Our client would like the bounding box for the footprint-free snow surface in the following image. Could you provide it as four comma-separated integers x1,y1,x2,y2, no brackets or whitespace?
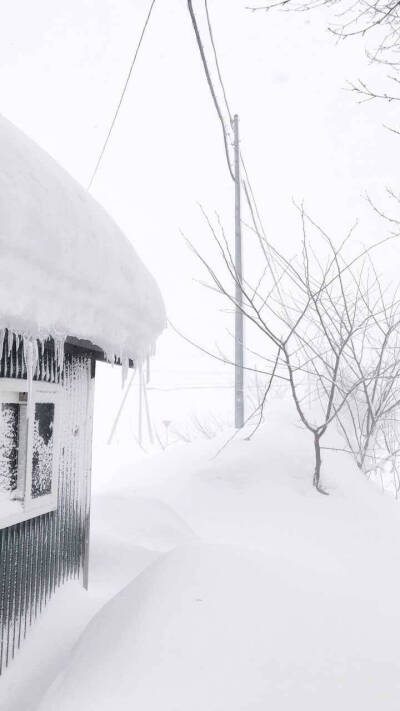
33,400,400,711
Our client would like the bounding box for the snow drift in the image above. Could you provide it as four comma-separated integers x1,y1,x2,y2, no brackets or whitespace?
0,114,166,361
36,395,400,711
38,542,400,711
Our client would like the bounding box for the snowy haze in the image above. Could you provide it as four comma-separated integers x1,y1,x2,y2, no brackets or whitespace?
1,0,399,432
2,3,400,709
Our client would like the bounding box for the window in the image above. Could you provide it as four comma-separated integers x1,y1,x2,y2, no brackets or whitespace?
0,380,60,529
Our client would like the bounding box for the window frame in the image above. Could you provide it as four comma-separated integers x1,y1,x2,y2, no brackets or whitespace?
0,379,61,530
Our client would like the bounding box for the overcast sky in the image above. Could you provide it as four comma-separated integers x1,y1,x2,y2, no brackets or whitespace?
1,0,399,431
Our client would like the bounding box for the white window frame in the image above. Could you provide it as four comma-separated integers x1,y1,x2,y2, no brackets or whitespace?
0,379,61,530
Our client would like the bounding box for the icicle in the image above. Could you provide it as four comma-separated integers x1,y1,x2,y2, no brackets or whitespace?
37,340,42,380
146,355,150,384
23,338,37,407
59,338,64,374
56,337,65,375
11,341,15,377
0,329,5,364
121,354,129,388
46,347,51,382
4,331,11,377
52,336,65,380
15,334,19,377
42,339,47,379
7,331,13,359
43,348,48,382
34,339,39,379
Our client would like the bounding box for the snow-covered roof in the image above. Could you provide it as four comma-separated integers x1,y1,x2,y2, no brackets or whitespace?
0,114,166,363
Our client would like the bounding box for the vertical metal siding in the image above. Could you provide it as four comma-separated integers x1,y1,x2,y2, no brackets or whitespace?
0,335,94,674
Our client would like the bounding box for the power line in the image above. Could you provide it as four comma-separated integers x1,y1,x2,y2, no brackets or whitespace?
201,1,267,241
240,152,266,237
88,0,157,191
188,1,271,427
192,0,245,426
187,0,235,181
204,0,233,124
200,0,266,238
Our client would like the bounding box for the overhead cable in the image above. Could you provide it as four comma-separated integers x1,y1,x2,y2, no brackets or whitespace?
88,0,157,190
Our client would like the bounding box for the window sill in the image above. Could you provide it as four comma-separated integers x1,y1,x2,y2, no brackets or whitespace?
0,495,57,530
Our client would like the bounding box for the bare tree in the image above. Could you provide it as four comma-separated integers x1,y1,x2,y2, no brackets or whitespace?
247,0,400,107
314,197,400,494
185,204,396,493
247,0,400,49
333,279,400,462
266,215,385,493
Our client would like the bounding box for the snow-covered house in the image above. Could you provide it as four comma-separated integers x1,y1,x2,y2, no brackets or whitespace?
0,115,165,674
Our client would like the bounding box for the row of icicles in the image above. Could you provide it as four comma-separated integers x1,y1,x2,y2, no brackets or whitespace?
0,330,135,392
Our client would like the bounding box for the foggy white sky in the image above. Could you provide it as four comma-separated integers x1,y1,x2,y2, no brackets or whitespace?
1,0,399,428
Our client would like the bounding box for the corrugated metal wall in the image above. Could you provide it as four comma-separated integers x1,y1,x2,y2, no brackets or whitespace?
0,335,94,674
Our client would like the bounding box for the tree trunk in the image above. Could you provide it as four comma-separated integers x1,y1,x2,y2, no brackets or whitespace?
313,432,322,488
313,432,328,494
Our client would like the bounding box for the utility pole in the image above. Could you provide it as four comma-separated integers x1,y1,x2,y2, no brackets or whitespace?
233,114,244,428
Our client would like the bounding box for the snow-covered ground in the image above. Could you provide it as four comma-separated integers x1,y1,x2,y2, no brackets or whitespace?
2,392,400,710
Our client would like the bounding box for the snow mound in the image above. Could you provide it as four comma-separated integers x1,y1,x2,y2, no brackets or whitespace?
0,114,166,360
92,494,196,552
38,542,400,711
24,398,400,711
88,492,196,599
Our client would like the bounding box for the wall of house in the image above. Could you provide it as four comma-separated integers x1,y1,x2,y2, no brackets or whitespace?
0,337,94,674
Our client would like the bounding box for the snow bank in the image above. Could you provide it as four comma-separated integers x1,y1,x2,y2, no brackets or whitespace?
92,494,195,553
0,389,393,711
0,114,166,361
90,494,196,599
35,395,400,711
0,494,194,711
38,541,400,711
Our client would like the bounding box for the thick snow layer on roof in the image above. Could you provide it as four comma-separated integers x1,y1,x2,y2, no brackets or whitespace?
0,114,166,361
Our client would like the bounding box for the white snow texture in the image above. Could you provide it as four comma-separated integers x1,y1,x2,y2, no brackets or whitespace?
0,114,166,361
31,396,400,711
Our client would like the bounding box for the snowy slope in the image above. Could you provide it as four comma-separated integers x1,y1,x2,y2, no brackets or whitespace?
38,544,400,711
32,397,400,711
0,114,165,360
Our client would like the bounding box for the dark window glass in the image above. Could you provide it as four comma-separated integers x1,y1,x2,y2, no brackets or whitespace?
0,404,19,494
31,403,54,499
